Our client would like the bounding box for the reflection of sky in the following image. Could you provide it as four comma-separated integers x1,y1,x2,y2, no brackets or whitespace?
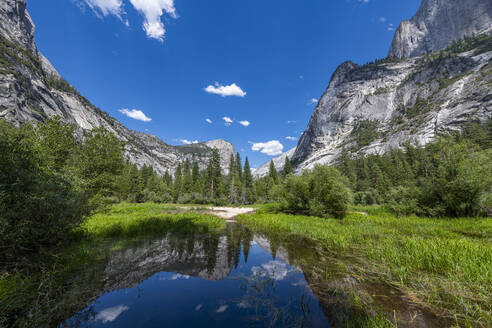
94,305,129,323
251,260,293,280
65,238,329,327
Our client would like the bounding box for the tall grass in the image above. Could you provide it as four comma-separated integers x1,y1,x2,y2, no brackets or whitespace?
239,209,492,326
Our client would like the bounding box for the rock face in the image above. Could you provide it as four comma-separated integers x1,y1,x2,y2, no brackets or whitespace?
0,0,234,175
287,1,492,173
389,0,492,58
253,147,296,178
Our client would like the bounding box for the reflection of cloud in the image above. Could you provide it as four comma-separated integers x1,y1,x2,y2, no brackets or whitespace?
171,273,190,280
237,300,250,309
251,260,292,280
291,279,307,286
195,304,203,311
216,305,228,313
94,305,129,323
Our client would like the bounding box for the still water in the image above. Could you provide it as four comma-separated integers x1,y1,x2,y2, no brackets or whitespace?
63,224,331,327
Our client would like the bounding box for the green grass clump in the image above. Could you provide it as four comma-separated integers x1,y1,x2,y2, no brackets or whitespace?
79,202,225,238
239,210,492,326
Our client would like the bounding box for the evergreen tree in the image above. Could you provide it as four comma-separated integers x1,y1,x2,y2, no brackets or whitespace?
235,152,243,181
182,159,192,193
242,157,255,204
268,160,278,183
227,154,238,203
173,164,182,202
283,156,293,176
206,148,222,199
191,162,200,192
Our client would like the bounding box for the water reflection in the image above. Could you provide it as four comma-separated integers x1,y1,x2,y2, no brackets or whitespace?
63,223,446,328
63,224,329,328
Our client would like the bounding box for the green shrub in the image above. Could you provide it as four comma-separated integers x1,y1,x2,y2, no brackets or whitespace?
0,121,88,260
275,165,352,218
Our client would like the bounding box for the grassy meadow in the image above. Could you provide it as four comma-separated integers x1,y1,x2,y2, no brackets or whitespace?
240,205,492,326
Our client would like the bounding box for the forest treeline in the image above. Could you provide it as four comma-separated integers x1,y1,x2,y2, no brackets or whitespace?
0,117,491,260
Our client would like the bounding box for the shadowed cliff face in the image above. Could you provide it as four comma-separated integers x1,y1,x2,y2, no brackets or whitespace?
0,0,235,175
389,0,492,59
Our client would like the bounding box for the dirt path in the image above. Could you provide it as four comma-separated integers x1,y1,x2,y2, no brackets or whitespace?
204,207,255,221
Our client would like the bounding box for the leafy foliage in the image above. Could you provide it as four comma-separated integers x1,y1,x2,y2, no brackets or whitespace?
274,166,352,218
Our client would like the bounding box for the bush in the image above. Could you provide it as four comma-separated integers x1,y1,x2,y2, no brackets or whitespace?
275,165,352,218
0,122,88,260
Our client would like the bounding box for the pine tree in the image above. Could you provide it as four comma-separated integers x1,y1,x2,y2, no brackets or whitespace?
207,148,222,199
191,162,200,192
227,154,237,203
235,152,243,181
183,159,192,193
283,156,293,176
173,164,182,202
242,157,255,204
268,160,278,183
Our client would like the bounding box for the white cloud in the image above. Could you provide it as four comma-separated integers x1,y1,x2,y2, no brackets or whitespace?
287,120,296,124
129,0,177,41
83,0,124,18
180,139,199,145
239,120,250,127
78,0,177,41
223,117,233,126
379,17,387,23
216,305,228,313
94,305,129,323
118,108,152,122
286,136,297,141
251,140,284,156
205,118,212,124
311,98,318,104
204,82,246,97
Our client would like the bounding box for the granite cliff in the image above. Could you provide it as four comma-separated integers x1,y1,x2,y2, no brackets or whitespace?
287,0,492,173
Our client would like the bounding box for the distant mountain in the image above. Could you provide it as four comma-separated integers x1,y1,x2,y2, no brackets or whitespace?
0,0,234,175
279,0,492,173
253,147,296,178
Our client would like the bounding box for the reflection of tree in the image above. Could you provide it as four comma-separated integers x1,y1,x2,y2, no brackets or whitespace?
234,273,311,328
241,228,253,264
202,233,219,274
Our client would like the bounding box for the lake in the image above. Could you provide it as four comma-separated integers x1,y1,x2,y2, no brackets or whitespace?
62,224,331,327
62,223,445,328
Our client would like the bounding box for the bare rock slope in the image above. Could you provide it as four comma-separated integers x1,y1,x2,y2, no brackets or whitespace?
287,0,492,173
389,0,492,59
0,0,234,175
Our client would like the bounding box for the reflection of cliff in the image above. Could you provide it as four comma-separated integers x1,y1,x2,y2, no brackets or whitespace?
104,225,255,291
104,233,229,290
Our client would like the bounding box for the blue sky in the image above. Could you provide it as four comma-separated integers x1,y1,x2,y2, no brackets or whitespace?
27,0,420,168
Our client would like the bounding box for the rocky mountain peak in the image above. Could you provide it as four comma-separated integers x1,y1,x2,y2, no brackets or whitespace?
389,0,492,58
0,0,35,51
